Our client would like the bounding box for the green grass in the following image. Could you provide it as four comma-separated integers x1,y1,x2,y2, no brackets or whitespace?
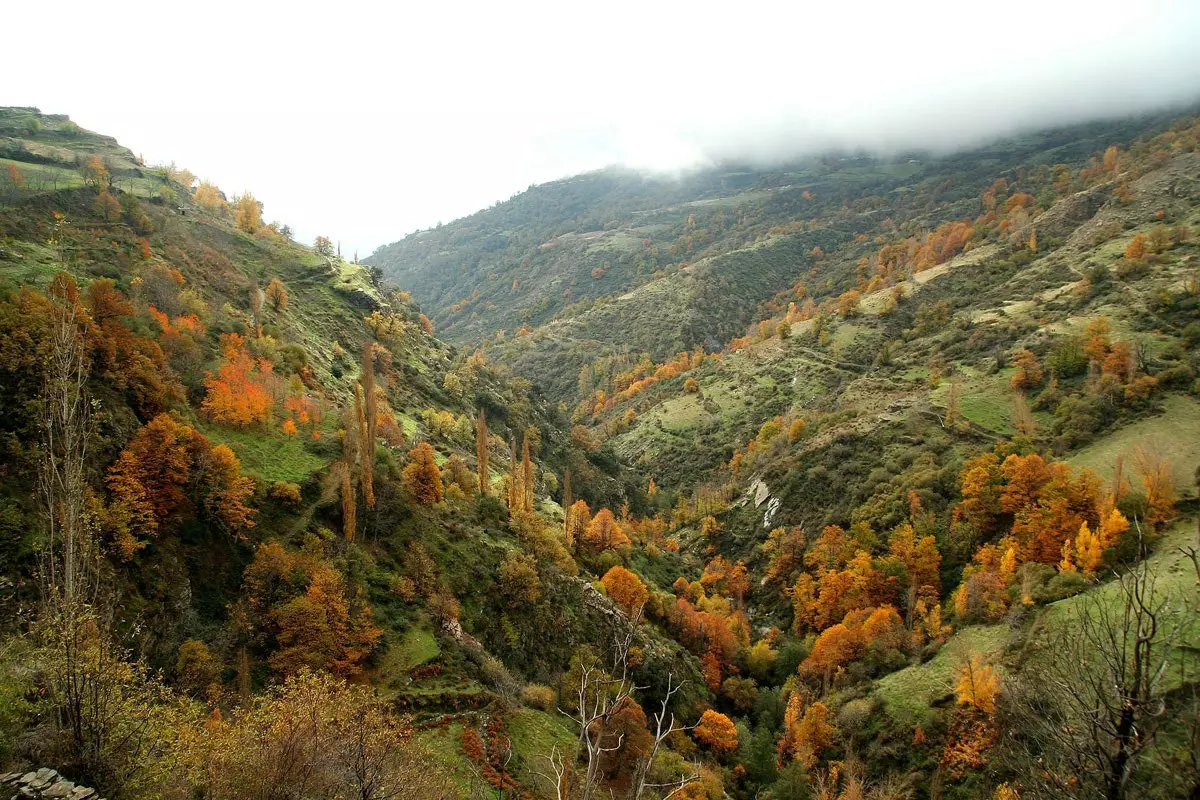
1068,394,1200,498
416,724,490,797
930,367,1017,435
874,625,1009,724
507,707,576,788
392,624,441,671
199,423,329,484
1037,518,1200,693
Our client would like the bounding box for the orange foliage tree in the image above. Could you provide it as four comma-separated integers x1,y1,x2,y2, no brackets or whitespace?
202,333,275,427
600,566,648,614
265,278,288,311
402,442,443,504
692,710,738,755
106,413,255,558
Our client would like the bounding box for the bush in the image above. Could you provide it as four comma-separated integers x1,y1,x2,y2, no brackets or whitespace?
268,481,303,508
521,683,556,710
1037,570,1089,603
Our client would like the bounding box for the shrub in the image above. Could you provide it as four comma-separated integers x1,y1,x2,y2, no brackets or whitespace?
521,684,556,710
268,481,303,508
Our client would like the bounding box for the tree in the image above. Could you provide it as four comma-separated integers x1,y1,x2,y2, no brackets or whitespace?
693,710,738,755
954,654,1000,714
359,342,377,508
793,702,834,768
1000,562,1185,799
37,277,97,612
402,442,443,504
234,193,262,233
6,162,26,192
314,236,335,257
583,507,629,553
684,377,700,394
565,500,591,552
264,279,288,311
1011,349,1044,391
193,181,226,212
600,566,648,615
341,463,356,542
201,334,274,427
788,418,807,442
106,413,255,557
1124,233,1147,261
81,155,109,189
522,431,534,512
498,553,541,607
94,190,121,222
475,409,490,496
1074,521,1104,575
175,639,222,700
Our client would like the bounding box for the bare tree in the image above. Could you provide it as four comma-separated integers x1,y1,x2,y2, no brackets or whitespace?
37,278,98,615
1000,540,1190,800
536,607,698,800
630,672,699,800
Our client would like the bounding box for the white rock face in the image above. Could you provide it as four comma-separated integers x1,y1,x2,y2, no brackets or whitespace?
763,497,782,529
751,479,770,507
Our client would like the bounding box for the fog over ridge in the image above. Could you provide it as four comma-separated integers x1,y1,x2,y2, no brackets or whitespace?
4,0,1200,254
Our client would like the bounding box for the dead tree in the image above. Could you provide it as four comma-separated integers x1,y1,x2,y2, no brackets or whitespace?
1001,540,1187,800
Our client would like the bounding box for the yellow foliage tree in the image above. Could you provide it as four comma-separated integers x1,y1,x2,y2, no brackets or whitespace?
954,654,1000,714
234,193,262,233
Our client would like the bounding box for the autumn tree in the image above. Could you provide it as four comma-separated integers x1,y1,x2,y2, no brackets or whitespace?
81,155,109,189
264,278,288,311
193,181,227,212
693,710,738,756
1011,349,1044,391
475,408,490,495
583,507,630,553
522,430,534,512
106,413,255,557
565,499,591,552
234,193,262,233
1124,233,1147,261
403,442,443,505
601,565,648,615
202,333,274,427
955,654,1000,714
359,342,377,508
314,236,335,257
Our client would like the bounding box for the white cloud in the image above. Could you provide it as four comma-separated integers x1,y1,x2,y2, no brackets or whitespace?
5,0,1200,256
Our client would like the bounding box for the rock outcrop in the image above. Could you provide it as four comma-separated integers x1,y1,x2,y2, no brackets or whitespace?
1,769,102,800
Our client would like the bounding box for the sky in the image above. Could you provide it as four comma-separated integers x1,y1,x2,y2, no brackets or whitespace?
6,0,1200,257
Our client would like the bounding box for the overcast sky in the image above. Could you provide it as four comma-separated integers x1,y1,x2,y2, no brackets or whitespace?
6,0,1200,257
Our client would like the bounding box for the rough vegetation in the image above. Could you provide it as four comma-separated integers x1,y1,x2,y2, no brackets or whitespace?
1,104,1198,800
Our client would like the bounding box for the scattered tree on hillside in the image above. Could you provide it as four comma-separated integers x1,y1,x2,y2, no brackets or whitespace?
234,193,263,233
81,155,109,189
600,566,648,615
403,442,443,505
359,341,377,508
475,409,490,495
265,278,288,312
314,236,335,257
1010,349,1044,390
202,333,274,427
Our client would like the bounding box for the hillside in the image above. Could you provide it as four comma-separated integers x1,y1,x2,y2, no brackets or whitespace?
368,110,1192,400
1,104,1199,800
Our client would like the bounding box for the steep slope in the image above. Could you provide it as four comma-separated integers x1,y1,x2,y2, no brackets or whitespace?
0,109,706,799
370,110,1192,400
